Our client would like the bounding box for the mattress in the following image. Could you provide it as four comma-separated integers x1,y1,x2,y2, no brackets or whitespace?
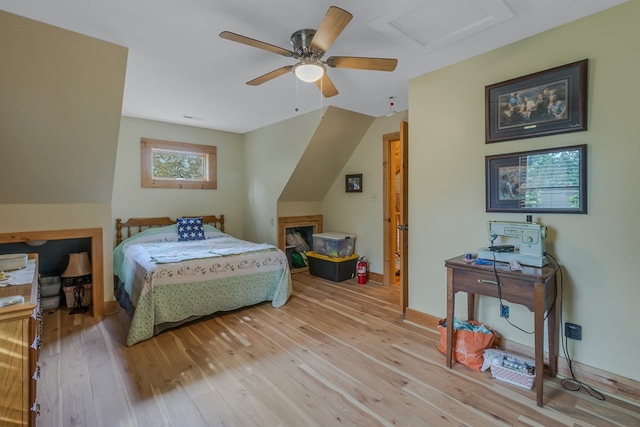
113,225,291,345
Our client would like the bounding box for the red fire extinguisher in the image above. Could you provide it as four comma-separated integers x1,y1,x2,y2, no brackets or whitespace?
357,257,367,285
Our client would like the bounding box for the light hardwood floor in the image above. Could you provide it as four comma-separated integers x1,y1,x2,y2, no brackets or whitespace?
37,273,639,426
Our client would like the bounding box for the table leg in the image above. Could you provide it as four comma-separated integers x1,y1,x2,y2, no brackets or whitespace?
534,282,544,407
467,293,476,321
446,268,454,369
547,281,558,378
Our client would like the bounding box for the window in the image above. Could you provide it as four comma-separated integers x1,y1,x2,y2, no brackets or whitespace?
141,138,217,189
518,149,582,209
486,144,586,213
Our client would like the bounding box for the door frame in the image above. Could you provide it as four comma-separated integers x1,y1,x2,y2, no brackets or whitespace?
382,121,408,312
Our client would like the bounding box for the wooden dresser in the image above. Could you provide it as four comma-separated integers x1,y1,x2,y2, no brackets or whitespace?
0,254,40,426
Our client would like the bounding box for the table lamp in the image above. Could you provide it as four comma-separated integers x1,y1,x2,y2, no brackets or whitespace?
61,252,91,314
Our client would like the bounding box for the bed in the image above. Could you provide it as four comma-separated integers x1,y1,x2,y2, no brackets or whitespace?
113,215,292,346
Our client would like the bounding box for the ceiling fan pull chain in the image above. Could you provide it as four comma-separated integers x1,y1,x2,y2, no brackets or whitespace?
320,77,323,119
295,73,299,112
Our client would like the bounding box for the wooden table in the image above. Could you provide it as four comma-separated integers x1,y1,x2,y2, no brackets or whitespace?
445,255,558,407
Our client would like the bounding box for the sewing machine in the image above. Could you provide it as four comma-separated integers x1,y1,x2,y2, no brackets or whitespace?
477,221,549,267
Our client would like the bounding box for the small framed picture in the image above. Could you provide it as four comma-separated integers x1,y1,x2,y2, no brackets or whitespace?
345,174,363,193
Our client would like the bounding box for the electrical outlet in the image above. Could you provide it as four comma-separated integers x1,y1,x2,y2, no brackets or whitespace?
500,304,509,318
565,322,582,340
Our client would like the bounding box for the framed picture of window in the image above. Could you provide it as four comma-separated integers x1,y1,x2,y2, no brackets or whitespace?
486,144,587,213
345,174,363,193
485,59,588,143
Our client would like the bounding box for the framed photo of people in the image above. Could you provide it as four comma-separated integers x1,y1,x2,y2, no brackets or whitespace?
485,59,588,143
485,144,587,214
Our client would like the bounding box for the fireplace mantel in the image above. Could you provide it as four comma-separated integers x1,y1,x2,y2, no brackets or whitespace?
0,228,104,318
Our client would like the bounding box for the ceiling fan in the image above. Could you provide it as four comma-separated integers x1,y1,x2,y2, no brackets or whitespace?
219,6,398,98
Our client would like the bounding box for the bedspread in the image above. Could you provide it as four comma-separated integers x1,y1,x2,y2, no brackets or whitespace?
114,232,291,345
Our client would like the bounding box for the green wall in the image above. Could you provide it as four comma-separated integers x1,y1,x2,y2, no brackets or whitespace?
0,11,127,299
112,117,245,239
243,109,322,244
322,112,409,273
408,1,639,380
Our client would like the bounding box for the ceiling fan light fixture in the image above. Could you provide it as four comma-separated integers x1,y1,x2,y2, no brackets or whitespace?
294,60,325,82
221,7,396,97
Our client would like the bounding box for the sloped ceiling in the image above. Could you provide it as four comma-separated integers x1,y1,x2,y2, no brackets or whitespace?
279,107,374,202
0,1,628,133
0,11,127,204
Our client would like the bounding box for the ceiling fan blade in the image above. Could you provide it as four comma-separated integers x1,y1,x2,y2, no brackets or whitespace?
326,56,398,72
246,66,293,86
220,31,298,58
315,73,339,98
310,6,353,53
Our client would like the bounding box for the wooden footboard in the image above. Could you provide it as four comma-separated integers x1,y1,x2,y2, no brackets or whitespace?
115,215,225,245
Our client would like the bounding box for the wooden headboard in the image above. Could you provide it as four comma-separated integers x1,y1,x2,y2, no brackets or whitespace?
115,215,225,246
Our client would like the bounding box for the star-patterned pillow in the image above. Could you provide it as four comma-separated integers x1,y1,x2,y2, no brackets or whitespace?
176,217,205,241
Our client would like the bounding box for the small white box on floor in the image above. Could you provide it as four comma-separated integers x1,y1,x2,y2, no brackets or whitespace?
486,349,535,389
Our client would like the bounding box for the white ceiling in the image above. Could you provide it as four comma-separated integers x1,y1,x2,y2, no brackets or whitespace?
0,0,627,134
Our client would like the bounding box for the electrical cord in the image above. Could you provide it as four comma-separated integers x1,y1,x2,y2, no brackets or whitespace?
490,251,535,334
485,234,604,401
546,253,605,401
487,230,556,331
490,251,604,400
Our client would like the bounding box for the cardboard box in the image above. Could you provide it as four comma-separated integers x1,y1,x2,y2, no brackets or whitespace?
307,251,358,282
312,232,356,258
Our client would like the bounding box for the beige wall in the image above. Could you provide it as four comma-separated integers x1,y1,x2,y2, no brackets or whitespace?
322,112,408,273
408,1,639,380
0,11,127,302
277,202,324,218
0,11,127,205
243,109,323,245
244,108,407,273
112,117,245,239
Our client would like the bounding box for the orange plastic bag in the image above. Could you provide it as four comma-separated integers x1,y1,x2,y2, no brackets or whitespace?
437,318,497,372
